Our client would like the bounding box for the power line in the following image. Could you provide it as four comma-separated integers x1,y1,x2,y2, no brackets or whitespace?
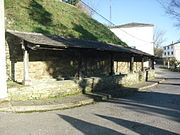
109,0,112,24
79,0,153,44
79,0,115,26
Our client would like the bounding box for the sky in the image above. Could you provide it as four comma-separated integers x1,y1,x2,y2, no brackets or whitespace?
83,0,180,46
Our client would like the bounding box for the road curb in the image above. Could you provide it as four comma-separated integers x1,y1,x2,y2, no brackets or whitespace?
139,79,165,91
0,95,110,113
0,98,95,113
0,79,165,113
138,83,158,91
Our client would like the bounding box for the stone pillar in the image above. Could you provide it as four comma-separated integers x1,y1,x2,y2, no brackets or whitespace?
130,56,134,72
0,0,7,98
22,41,31,85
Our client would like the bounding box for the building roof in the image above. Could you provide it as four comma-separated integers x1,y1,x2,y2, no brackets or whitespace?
110,22,154,29
164,41,180,47
6,30,154,57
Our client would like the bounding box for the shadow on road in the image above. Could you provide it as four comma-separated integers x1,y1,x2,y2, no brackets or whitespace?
104,91,180,122
58,114,178,135
58,114,125,135
95,114,178,135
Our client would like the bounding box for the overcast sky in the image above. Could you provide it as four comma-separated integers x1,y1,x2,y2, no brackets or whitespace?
83,0,180,46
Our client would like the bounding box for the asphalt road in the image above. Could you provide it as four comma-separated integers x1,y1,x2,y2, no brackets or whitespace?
0,67,180,135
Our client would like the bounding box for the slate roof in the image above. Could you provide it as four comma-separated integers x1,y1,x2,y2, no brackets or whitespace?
6,30,154,57
110,22,154,29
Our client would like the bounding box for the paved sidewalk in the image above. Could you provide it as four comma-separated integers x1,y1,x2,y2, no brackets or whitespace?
0,78,164,113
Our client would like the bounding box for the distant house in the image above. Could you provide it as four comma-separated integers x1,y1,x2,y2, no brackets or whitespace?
110,22,154,55
162,42,180,61
110,22,154,68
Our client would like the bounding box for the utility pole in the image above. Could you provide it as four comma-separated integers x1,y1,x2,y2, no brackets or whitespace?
109,0,112,26
0,0,8,99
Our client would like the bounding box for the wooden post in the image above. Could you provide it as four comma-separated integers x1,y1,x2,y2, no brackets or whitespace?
130,56,134,72
0,0,7,98
116,61,118,74
110,53,114,75
22,41,31,85
167,60,170,69
163,59,166,66
11,60,16,81
141,57,144,71
78,51,83,80
149,59,152,70
152,58,155,70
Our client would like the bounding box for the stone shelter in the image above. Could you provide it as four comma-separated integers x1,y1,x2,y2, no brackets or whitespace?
6,30,155,100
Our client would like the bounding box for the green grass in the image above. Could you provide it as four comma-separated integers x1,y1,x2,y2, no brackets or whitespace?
5,0,127,46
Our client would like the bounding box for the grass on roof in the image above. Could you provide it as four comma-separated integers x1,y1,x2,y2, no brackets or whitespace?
5,0,127,46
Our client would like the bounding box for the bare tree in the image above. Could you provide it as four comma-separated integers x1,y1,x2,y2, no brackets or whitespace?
153,28,166,57
153,28,166,48
158,0,180,27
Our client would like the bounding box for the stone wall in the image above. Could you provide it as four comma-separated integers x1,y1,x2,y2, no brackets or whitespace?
114,61,142,74
8,70,155,101
11,50,112,82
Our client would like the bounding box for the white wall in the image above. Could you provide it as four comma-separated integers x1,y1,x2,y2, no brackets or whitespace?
163,45,174,58
163,43,180,61
174,43,180,61
0,0,8,98
110,26,154,55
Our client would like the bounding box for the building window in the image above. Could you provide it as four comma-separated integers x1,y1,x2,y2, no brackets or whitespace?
171,46,173,49
164,52,166,55
171,51,173,55
164,47,166,50
168,52,170,55
167,46,169,49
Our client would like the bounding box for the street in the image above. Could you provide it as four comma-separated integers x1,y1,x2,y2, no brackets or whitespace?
0,68,180,135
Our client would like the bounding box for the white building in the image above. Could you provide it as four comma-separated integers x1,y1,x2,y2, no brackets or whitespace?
110,22,154,55
163,42,180,61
